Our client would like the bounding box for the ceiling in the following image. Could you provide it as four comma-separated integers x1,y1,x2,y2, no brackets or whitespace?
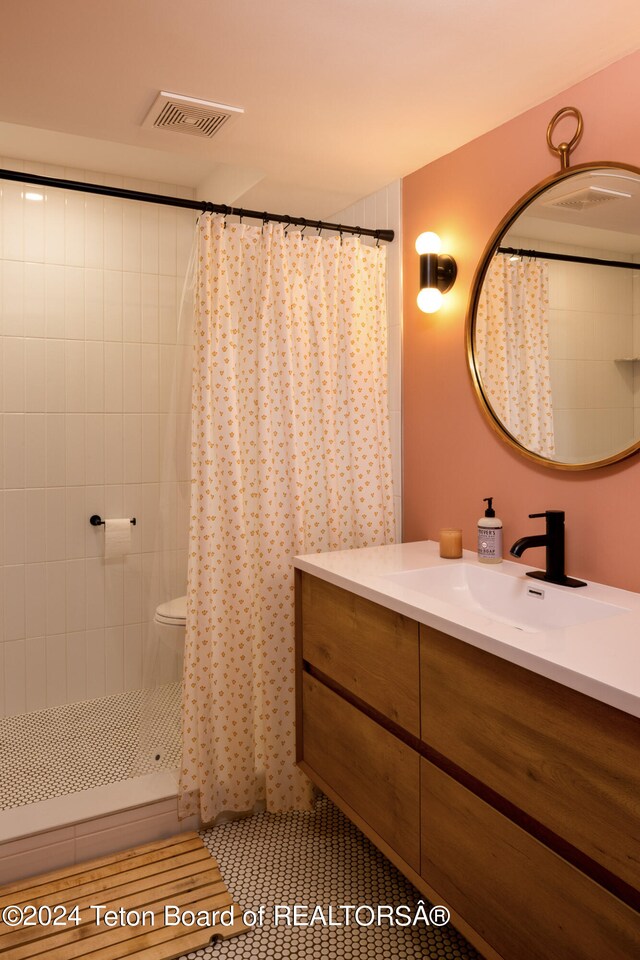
2,0,640,219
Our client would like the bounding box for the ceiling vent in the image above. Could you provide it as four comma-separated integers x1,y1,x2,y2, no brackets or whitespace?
543,185,631,212
142,91,244,139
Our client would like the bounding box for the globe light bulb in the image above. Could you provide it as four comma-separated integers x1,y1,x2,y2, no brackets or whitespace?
417,287,443,313
415,232,442,255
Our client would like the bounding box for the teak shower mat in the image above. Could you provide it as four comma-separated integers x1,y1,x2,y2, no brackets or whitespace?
0,831,249,959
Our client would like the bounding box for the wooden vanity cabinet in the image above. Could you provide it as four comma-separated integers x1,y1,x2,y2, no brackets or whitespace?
296,571,640,960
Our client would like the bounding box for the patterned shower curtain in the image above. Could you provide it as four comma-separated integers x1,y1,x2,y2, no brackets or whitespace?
180,215,396,823
475,253,555,457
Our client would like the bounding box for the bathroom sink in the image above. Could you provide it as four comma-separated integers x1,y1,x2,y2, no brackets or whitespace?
381,563,629,632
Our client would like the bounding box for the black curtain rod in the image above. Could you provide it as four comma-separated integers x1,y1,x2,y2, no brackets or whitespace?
499,245,640,271
0,168,394,243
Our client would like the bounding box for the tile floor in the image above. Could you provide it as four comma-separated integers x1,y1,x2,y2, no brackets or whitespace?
0,683,181,809
186,796,483,960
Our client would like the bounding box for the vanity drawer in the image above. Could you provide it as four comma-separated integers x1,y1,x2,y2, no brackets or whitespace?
301,672,420,871
421,760,640,960
420,626,640,892
300,573,420,736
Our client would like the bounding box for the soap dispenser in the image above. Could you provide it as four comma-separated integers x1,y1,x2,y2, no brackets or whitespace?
478,497,502,564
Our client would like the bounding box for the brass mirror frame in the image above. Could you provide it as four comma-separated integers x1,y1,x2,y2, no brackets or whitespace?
466,160,640,471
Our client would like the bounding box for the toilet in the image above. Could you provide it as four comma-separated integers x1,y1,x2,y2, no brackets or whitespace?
153,595,187,680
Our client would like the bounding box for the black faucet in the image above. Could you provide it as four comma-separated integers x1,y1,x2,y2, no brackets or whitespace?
510,511,586,588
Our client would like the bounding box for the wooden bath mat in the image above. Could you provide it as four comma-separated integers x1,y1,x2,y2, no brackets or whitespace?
0,831,249,959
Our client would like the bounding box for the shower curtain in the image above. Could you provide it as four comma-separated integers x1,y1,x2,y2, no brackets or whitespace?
475,253,555,457
180,215,396,823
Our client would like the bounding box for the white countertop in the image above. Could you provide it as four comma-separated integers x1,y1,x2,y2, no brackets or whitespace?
294,540,640,719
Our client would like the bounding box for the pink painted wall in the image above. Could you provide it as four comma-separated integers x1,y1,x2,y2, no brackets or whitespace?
403,50,640,591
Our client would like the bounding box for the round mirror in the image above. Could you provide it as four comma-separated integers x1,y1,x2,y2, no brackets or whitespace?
467,162,640,470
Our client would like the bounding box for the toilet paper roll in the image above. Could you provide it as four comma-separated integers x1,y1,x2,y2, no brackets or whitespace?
104,519,132,558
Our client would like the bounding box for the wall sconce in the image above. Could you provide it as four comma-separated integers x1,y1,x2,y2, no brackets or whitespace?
415,232,457,313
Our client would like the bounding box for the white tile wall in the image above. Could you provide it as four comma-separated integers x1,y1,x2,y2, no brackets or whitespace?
330,181,403,537
0,160,195,715
0,780,199,884
512,234,636,463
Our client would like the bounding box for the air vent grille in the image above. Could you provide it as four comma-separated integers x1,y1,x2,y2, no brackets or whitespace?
143,92,244,140
544,185,630,212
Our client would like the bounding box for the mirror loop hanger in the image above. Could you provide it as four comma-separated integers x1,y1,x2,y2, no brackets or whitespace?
546,106,584,171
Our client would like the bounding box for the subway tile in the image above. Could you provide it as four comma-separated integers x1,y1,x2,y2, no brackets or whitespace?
176,211,196,277
2,181,24,261
123,553,142,624
0,839,76,885
84,195,104,269
45,413,66,486
64,192,85,266
123,622,142,689
25,337,46,412
66,631,87,703
123,415,142,483
23,261,45,337
65,486,86,559
104,201,123,271
104,341,123,412
66,559,86,633
141,414,159,483
141,344,159,412
74,811,181,863
158,208,177,276
25,489,46,562
123,342,142,410
25,635,47,712
74,797,177,837
85,486,106,558
45,488,66,561
141,273,159,342
123,272,141,342
65,414,85,487
4,567,25,644
64,265,85,340
141,206,159,273
85,413,105,485
104,414,124,484
2,259,24,335
105,625,124,694
104,483,124,519
46,632,67,707
4,490,25,564
3,337,25,412
85,627,106,699
44,263,65,337
104,270,123,341
138,483,160,553
85,340,105,413
159,275,178,344
85,267,104,341
25,563,46,638
122,203,141,272
85,557,106,630
3,413,25,488
65,340,85,411
45,339,66,412
46,561,67,636
4,638,26,715
105,556,124,627
44,189,66,264
0,824,75,860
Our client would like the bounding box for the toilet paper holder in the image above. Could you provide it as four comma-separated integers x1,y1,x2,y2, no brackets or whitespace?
90,515,137,526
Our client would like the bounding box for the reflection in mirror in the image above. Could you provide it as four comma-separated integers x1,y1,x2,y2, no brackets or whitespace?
472,166,640,468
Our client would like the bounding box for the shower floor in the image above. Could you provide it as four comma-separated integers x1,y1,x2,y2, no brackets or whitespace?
0,683,181,811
